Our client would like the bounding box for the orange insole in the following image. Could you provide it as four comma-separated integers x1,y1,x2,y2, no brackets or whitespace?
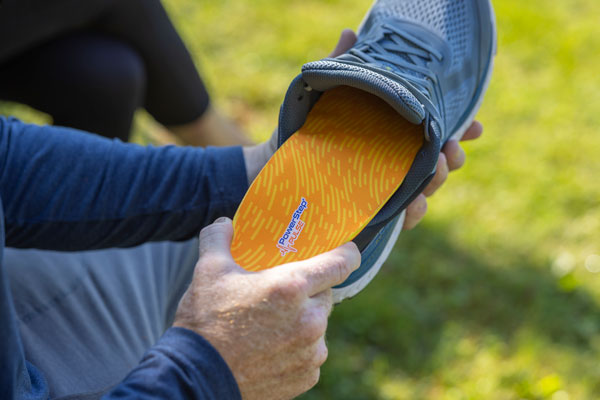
231,85,423,271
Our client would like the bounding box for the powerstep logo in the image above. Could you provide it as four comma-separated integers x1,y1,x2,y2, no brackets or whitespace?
277,198,308,256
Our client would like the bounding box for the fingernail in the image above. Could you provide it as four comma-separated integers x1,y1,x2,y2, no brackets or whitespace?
214,217,230,224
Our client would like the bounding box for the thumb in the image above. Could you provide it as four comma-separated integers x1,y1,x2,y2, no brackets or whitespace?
198,217,235,260
328,29,357,58
278,242,361,297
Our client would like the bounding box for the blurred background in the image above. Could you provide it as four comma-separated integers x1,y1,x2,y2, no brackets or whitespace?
2,0,599,398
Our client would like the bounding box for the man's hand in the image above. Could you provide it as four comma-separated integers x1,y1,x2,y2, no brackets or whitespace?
402,120,484,229
174,218,361,400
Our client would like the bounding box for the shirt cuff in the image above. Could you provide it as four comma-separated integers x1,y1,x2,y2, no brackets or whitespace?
144,327,241,399
203,146,249,220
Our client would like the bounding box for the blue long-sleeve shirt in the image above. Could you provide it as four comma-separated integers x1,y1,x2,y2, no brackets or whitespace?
0,117,246,399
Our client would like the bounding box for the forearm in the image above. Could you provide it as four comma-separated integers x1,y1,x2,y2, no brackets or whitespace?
0,117,248,250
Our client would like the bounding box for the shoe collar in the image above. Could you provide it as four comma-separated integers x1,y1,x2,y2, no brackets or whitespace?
278,59,443,148
277,72,442,239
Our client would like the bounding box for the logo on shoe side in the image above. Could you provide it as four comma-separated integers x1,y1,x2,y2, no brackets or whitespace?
277,198,308,256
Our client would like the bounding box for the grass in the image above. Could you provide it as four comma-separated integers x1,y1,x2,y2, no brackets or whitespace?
2,0,600,398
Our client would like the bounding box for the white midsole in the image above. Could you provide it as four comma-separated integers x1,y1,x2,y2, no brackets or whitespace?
332,211,406,303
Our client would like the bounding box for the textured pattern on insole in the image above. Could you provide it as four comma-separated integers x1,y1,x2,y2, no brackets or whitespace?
232,85,423,271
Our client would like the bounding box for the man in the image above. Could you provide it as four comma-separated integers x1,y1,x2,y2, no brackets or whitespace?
1,26,483,400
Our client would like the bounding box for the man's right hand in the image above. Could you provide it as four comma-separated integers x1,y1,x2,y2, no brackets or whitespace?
174,217,361,400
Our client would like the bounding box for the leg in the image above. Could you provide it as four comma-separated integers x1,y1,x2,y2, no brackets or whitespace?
0,0,249,145
5,239,198,399
0,33,146,141
93,0,252,146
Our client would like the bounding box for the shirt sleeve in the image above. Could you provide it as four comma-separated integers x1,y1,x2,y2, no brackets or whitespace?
0,117,249,250
103,327,242,400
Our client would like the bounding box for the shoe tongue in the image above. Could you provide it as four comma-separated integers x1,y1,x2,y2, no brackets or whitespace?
301,59,426,124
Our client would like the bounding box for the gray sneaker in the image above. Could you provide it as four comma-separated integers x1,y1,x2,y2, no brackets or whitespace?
277,0,497,302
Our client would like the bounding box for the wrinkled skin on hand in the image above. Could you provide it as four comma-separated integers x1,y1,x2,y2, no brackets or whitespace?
174,218,361,400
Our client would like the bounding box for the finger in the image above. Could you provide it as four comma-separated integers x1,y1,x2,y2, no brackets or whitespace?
309,289,333,318
423,153,449,197
295,291,332,346
274,359,323,400
315,335,328,367
442,140,466,171
198,217,235,260
403,194,428,230
281,242,361,296
461,120,483,141
328,29,357,58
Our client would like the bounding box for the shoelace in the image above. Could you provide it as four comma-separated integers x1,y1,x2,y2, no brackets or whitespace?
349,24,443,100
348,23,444,139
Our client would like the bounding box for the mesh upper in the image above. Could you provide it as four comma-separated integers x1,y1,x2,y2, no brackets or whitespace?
357,0,481,132
365,0,474,73
443,77,473,125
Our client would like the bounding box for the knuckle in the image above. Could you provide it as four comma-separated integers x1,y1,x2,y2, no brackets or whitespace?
195,257,214,273
289,273,310,294
451,151,466,170
434,167,447,185
198,225,223,255
438,150,448,164
405,197,427,229
437,170,448,186
300,311,328,343
412,194,427,211
266,284,291,302
199,223,220,238
320,289,334,315
267,278,305,303
314,340,329,367
328,255,351,284
197,254,228,270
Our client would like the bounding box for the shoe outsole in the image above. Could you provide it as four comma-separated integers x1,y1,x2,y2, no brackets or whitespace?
332,0,497,303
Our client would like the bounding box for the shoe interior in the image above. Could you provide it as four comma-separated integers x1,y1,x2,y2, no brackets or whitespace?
232,85,423,271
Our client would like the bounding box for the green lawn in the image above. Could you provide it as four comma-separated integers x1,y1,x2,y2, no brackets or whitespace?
3,0,600,398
